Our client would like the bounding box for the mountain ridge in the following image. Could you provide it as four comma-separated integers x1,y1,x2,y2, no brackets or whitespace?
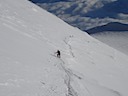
86,22,128,34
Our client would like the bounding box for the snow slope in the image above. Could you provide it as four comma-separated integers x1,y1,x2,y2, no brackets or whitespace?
0,0,128,96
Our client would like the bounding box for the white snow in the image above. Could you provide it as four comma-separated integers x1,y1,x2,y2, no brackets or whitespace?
0,0,128,96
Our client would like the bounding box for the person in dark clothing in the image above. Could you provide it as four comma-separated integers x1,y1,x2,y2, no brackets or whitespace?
55,50,61,58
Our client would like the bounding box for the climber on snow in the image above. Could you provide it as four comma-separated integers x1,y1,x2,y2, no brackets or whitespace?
55,50,61,58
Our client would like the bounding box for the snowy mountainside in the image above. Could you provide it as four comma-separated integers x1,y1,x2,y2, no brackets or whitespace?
1,0,128,96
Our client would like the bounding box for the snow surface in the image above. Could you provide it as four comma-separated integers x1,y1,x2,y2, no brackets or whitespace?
0,0,128,96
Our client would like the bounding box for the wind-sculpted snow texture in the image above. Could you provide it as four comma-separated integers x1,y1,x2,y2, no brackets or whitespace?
0,0,128,96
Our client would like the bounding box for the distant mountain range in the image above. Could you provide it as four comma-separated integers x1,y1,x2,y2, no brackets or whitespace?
86,22,128,34
30,0,128,31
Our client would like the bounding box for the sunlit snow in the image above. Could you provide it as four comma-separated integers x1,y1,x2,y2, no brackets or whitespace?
0,0,128,96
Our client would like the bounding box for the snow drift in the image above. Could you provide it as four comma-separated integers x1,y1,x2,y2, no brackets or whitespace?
0,0,128,96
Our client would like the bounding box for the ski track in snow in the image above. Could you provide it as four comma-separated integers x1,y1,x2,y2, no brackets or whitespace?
51,54,79,96
63,36,75,58
50,34,83,96
59,35,122,96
